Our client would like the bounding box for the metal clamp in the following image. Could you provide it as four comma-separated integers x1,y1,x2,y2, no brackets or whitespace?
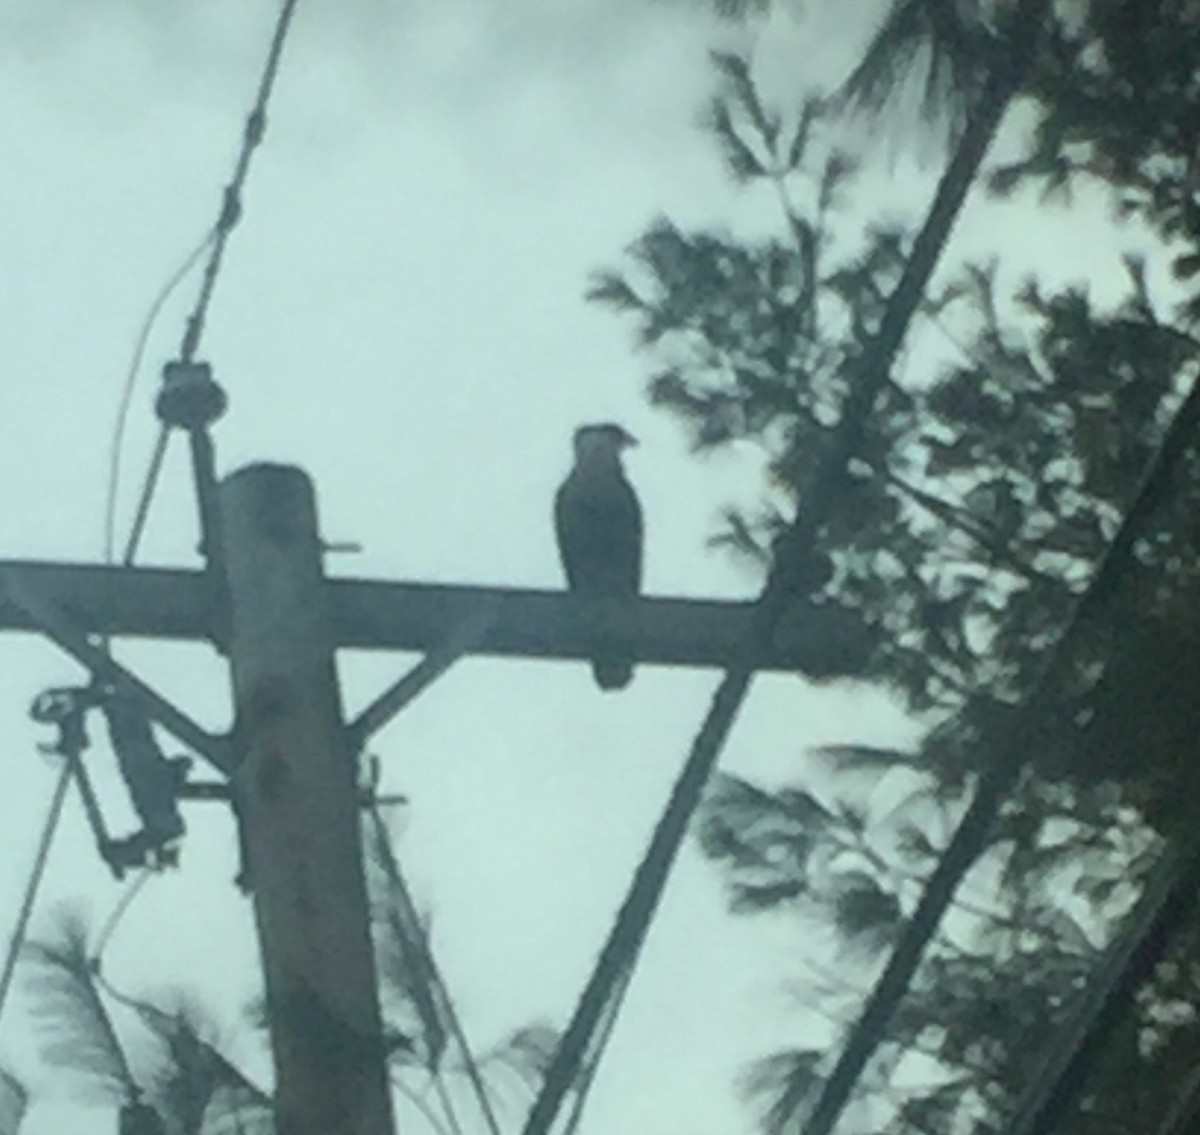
30,685,187,878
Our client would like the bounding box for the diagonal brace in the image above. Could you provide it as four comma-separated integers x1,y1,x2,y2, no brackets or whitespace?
347,602,498,752
1,570,233,774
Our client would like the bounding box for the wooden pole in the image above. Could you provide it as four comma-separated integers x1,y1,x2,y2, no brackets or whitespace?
220,463,395,1135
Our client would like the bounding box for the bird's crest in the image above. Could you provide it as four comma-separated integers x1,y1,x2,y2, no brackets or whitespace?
573,423,637,459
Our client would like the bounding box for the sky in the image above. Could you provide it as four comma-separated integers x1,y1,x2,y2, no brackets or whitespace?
0,2,1154,1133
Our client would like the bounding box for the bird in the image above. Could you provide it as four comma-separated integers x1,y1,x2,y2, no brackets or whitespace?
554,423,643,690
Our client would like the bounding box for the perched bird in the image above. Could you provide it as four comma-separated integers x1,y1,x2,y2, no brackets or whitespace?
554,423,643,690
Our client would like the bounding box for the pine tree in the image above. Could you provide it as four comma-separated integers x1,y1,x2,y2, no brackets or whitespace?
592,3,1200,1131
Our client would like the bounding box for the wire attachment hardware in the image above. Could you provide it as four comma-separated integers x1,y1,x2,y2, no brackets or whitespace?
155,360,227,431
30,686,90,760
100,688,190,873
29,685,190,878
31,686,119,875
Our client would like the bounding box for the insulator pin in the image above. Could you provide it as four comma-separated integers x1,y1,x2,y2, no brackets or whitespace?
156,360,227,430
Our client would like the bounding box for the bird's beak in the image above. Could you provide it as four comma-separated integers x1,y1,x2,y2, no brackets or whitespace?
621,430,638,448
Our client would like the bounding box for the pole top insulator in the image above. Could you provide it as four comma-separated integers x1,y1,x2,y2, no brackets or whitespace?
156,360,227,431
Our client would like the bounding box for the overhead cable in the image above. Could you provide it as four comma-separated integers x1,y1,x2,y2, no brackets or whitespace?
91,869,153,964
558,964,631,1135
179,0,301,365
1006,836,1200,1135
520,3,1053,1133
367,808,503,1135
0,761,74,1026
104,233,215,567
802,351,1200,1135
121,0,302,567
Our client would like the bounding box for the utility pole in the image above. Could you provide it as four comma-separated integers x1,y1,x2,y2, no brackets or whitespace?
221,463,394,1135
0,473,873,1135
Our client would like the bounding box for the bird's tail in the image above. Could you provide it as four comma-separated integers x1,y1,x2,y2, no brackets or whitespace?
592,658,634,691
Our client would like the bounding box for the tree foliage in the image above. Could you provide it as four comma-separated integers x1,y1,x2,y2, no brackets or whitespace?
17,817,555,1134
593,3,1200,1132
21,908,270,1135
996,0,1200,303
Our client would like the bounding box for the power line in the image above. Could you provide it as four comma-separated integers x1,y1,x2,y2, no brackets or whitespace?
1005,836,1200,1135
519,4,1052,1132
91,965,270,1104
120,0,302,567
119,425,172,568
0,760,73,1026
800,350,1200,1135
38,0,301,1065
367,808,503,1135
91,869,152,964
559,964,631,1135
179,0,301,366
103,234,215,567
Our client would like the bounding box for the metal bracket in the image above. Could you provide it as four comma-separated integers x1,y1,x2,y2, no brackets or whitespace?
32,686,190,877
30,687,118,874
1,569,233,774
346,602,498,752
178,774,408,810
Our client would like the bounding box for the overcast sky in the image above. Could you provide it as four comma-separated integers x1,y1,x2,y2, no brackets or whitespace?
0,2,1151,1133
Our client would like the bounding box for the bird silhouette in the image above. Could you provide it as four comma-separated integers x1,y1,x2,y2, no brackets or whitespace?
554,423,642,690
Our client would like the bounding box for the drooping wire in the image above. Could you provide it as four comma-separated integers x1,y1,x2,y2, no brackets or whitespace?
0,761,74,1025
85,887,271,1120
90,964,273,1117
91,869,153,964
103,233,215,567
118,0,302,567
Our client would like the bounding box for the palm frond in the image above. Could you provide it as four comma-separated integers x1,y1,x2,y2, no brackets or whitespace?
22,911,133,1102
362,814,448,1068
838,0,996,135
198,1084,275,1135
740,1048,825,1135
472,1023,560,1094
111,989,268,1135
